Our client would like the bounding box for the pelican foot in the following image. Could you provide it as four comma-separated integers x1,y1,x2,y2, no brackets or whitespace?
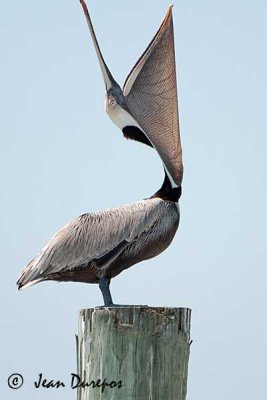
98,277,147,308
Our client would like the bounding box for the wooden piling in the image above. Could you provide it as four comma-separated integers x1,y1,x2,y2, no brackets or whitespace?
77,306,191,400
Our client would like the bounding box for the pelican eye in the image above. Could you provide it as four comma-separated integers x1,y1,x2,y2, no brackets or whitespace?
108,96,116,108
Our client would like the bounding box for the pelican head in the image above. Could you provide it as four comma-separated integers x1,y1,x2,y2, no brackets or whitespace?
80,0,183,188
105,85,124,112
79,0,123,110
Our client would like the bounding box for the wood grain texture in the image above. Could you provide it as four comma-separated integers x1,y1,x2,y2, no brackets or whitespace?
77,306,191,400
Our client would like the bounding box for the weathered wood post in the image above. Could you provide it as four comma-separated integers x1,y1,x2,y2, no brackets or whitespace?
77,306,191,400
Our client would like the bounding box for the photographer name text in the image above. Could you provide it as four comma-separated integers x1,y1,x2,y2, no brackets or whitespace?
8,373,123,392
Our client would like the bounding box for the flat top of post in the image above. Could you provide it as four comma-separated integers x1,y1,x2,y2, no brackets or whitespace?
79,306,191,336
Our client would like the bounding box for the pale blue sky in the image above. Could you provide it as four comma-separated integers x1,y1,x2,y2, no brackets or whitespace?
1,1,267,399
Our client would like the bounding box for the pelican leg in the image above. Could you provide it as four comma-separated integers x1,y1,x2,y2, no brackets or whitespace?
98,278,147,308
99,277,114,306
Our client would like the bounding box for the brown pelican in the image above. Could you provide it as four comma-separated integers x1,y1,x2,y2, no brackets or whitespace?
17,2,183,306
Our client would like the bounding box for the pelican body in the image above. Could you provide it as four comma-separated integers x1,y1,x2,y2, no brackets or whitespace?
17,2,183,306
17,175,181,305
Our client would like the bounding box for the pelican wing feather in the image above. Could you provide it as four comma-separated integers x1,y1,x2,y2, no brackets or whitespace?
17,199,163,287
